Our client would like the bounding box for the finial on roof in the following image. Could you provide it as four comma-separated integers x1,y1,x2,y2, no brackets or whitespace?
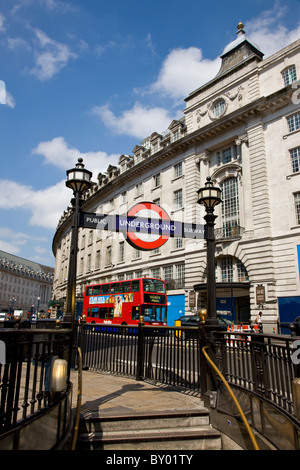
237,21,244,31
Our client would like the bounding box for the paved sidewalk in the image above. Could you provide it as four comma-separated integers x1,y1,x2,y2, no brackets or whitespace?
71,370,204,418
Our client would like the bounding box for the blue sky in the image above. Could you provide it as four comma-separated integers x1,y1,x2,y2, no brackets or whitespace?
0,0,300,267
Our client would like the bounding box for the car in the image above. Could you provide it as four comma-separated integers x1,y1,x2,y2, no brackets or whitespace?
289,316,300,336
0,312,7,322
176,314,233,330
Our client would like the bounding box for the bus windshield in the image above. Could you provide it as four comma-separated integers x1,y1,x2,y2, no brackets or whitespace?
142,279,165,293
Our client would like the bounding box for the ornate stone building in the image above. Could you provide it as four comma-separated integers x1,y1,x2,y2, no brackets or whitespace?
52,24,300,332
0,250,54,315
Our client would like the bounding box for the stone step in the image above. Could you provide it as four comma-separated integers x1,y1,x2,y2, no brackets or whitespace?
80,408,210,433
77,426,221,450
76,408,222,450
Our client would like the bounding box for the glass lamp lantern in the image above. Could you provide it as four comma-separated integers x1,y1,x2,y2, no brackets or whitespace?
197,177,222,210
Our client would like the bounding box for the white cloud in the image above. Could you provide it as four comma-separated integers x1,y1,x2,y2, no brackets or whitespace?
0,138,120,232
149,47,221,100
29,28,77,80
0,227,46,256
246,3,300,57
0,13,6,32
0,179,69,229
32,136,119,175
92,102,174,139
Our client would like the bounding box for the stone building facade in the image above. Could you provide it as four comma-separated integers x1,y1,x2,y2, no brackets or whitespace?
0,250,54,315
52,24,300,332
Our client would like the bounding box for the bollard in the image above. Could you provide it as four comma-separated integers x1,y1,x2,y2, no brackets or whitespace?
292,378,300,419
175,320,181,338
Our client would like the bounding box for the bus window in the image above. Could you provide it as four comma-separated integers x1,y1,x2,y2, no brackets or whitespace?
99,307,108,319
131,280,139,292
89,307,99,318
93,285,101,295
102,284,110,294
86,286,93,296
143,279,165,293
132,306,139,320
110,283,120,293
108,307,114,319
120,281,131,293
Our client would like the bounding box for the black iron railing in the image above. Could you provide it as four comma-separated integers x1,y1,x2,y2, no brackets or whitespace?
77,323,201,391
0,328,72,449
213,330,300,417
76,323,300,421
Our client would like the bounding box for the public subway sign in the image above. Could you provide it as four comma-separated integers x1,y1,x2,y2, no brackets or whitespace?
79,202,205,251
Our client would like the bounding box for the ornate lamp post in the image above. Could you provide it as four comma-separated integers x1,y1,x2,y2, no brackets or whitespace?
197,177,222,327
65,158,92,329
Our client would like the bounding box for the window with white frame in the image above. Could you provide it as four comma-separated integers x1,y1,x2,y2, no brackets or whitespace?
174,189,183,209
216,145,238,166
121,191,127,204
95,250,101,268
174,162,182,178
106,246,112,265
87,254,91,272
154,173,161,187
221,177,240,237
287,111,300,133
282,65,297,87
135,182,143,197
237,260,249,282
213,99,226,118
174,237,183,249
221,257,233,282
294,192,300,224
118,241,125,262
290,147,300,173
163,266,173,283
175,263,185,282
151,267,161,278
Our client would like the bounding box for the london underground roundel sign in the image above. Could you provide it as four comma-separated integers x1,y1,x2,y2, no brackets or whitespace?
125,202,171,251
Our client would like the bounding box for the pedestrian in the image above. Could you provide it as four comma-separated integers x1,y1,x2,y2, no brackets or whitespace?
256,311,263,332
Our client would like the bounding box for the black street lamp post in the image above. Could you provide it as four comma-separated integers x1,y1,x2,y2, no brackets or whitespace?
65,158,92,330
197,177,222,327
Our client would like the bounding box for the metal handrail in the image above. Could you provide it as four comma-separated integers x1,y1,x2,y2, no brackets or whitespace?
71,347,83,450
202,345,260,451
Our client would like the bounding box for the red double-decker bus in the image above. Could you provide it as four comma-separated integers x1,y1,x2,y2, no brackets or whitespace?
83,278,167,326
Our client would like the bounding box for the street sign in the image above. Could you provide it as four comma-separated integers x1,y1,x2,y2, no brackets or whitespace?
79,202,205,251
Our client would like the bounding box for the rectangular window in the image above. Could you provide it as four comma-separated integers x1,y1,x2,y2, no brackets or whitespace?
118,241,125,262
294,192,300,224
136,182,143,196
154,173,161,187
174,237,183,249
151,267,161,278
221,257,233,283
95,250,101,268
174,162,182,178
221,177,239,237
287,112,300,133
282,65,297,87
163,266,173,282
174,189,183,209
106,246,112,265
290,147,300,173
121,191,127,204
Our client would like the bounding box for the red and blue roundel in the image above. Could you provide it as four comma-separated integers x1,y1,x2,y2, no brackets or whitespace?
125,202,171,251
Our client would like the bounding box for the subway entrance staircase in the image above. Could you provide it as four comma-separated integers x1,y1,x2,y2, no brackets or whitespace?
73,371,222,451
76,407,221,450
